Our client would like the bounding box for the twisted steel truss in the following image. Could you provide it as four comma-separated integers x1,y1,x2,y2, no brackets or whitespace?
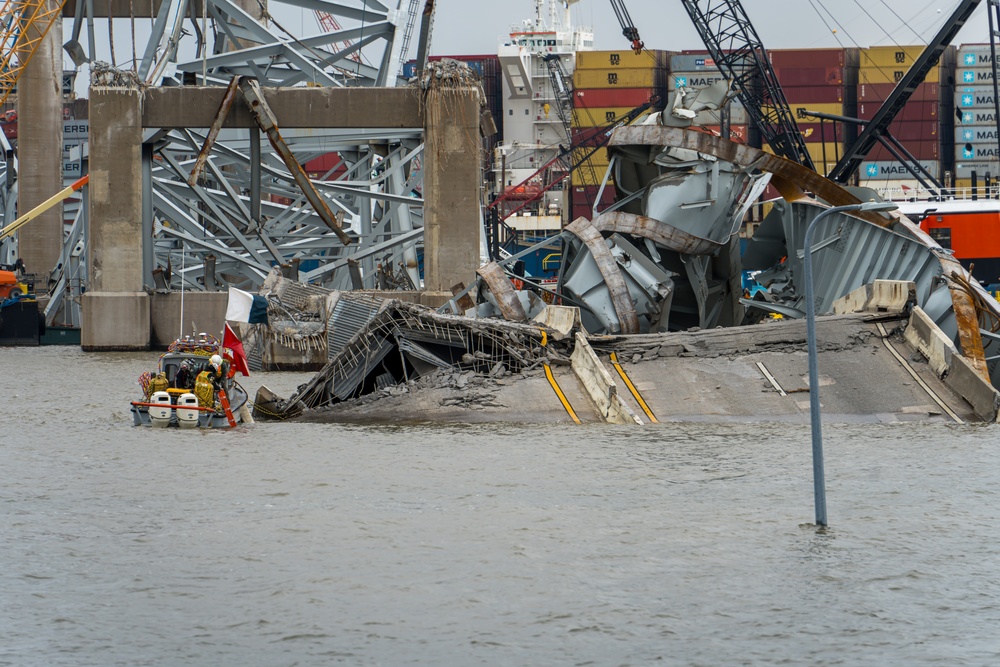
2,0,432,326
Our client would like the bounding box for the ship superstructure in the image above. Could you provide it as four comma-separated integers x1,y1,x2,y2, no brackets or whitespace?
494,0,594,233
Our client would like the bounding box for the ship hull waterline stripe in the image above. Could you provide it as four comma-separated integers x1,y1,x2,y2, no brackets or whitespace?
609,351,658,423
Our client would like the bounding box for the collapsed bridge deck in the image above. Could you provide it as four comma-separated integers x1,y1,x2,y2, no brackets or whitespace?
279,311,984,425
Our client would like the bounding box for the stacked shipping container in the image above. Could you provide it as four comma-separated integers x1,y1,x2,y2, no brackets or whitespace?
570,49,668,219
768,48,859,176
854,45,953,186
418,42,982,204
955,44,1000,187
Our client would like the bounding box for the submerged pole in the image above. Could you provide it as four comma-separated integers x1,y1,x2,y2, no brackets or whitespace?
802,201,897,527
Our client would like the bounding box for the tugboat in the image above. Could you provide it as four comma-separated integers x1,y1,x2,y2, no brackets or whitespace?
130,334,251,428
0,263,42,346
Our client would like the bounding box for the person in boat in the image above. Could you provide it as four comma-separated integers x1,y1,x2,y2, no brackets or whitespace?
146,371,169,397
174,359,196,390
193,355,228,408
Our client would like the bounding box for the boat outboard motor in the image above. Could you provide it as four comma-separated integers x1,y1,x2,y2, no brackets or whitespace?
176,393,201,428
148,391,173,428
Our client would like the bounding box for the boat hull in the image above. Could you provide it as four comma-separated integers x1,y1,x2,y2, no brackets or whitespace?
130,385,249,428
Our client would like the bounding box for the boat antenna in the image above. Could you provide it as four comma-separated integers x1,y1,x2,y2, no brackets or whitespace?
179,243,185,340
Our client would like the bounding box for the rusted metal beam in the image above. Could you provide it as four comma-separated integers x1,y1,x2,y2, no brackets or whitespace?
477,262,527,322
565,217,640,334
187,77,242,187
947,271,990,381
238,77,353,246
593,210,723,255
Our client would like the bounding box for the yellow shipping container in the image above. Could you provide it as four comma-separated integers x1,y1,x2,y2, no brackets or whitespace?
784,102,845,118
859,45,945,84
576,49,669,71
859,65,940,85
860,45,925,69
571,164,614,187
571,150,610,167
572,107,640,127
573,67,664,89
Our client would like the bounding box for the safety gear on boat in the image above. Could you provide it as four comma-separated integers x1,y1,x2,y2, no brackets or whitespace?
194,370,216,408
147,372,169,397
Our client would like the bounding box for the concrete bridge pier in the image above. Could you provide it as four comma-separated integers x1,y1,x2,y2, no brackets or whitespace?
81,87,149,350
421,82,483,304
15,0,64,280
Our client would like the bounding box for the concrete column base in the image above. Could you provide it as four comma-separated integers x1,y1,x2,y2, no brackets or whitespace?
81,292,151,350
150,291,228,348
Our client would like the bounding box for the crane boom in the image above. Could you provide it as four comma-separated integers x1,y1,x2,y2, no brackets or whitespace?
609,0,643,54
0,0,68,107
680,0,814,170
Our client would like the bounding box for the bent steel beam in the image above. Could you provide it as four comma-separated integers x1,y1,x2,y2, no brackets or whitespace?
187,76,241,186
592,210,724,256
477,261,528,322
238,77,353,245
565,217,640,335
622,125,991,380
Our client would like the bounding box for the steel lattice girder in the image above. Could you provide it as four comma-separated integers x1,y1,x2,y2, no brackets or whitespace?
145,124,425,291
142,0,413,87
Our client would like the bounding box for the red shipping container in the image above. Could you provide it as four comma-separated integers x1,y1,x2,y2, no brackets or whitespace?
573,87,663,109
571,127,618,152
858,81,940,103
774,67,846,87
303,152,347,179
881,120,939,142
858,99,938,121
769,48,848,69
571,185,616,217
796,123,847,142
866,141,940,161
782,85,845,104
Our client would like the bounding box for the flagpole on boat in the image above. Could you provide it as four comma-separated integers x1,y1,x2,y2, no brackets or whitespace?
179,243,185,339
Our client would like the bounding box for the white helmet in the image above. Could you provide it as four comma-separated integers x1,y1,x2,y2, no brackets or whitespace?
210,354,223,368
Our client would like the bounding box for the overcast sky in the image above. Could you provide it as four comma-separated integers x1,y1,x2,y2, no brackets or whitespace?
427,0,992,56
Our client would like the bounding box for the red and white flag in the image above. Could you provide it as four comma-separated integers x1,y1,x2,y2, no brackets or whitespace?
223,322,251,377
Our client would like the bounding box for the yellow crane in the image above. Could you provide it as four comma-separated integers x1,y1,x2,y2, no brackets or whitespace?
0,0,69,107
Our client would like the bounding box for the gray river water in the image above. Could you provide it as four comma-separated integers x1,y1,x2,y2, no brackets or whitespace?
2,346,999,666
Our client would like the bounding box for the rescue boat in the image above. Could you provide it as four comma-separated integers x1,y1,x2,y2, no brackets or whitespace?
130,336,251,428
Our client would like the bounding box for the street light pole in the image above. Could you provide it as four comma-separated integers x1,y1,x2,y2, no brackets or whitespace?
802,201,898,527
